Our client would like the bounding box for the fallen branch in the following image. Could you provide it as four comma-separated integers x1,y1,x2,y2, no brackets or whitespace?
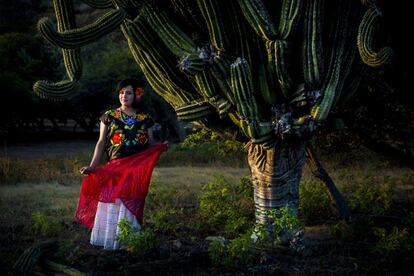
305,145,351,220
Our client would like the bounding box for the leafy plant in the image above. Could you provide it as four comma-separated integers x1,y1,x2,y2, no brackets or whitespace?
180,128,244,158
266,207,303,245
344,181,394,215
199,175,254,237
116,219,157,255
31,212,62,237
208,232,256,268
372,227,410,255
299,180,332,222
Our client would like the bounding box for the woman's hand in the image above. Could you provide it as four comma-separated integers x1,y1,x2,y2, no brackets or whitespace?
79,166,96,175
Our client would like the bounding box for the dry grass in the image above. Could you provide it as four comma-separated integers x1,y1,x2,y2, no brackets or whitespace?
0,167,250,228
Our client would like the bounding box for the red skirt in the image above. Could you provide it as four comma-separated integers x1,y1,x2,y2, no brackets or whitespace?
75,143,166,229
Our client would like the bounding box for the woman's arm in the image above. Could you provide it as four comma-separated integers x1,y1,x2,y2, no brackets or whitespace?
79,122,108,175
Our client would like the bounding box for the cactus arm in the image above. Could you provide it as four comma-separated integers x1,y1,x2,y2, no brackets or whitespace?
124,18,195,98
196,0,229,52
303,0,324,88
33,80,78,101
141,5,196,56
311,0,359,122
122,21,215,122
278,0,303,40
230,58,275,145
357,7,393,67
37,8,126,49
80,0,113,9
237,0,277,41
33,0,81,100
193,69,232,116
54,0,82,82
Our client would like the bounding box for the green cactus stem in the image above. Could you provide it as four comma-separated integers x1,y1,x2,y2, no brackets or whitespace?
357,7,393,67
303,0,324,88
237,0,277,41
196,0,228,51
278,0,302,39
141,4,196,56
37,8,126,49
311,0,358,122
81,0,113,9
53,0,82,82
33,80,79,101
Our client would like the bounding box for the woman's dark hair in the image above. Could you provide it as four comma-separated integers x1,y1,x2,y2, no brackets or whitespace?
116,78,146,110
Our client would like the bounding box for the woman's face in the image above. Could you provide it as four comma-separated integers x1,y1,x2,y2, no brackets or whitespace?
119,85,134,107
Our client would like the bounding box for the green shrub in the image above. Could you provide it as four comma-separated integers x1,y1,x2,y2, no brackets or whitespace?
179,128,244,158
372,227,410,255
343,181,394,215
266,207,303,245
207,232,256,268
150,208,182,233
31,212,62,237
207,236,228,267
116,219,157,255
299,180,332,222
199,176,254,238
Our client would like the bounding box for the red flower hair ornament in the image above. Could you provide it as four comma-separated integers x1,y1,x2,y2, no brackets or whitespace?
135,87,144,97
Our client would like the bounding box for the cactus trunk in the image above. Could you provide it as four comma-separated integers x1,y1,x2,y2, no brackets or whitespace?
247,141,306,228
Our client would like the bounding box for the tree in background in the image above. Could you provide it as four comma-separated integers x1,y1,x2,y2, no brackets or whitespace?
34,0,393,234
0,0,179,139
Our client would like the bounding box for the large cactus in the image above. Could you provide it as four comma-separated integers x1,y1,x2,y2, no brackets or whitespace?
35,0,391,234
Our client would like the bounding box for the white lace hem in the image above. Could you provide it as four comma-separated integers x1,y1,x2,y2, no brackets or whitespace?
90,198,141,250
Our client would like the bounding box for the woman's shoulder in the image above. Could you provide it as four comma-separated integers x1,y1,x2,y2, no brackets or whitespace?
135,111,152,120
104,108,122,119
100,108,122,125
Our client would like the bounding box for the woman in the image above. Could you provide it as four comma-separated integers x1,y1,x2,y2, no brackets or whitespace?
75,78,167,250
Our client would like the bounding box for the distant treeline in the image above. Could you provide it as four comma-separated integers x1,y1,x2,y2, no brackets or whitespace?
0,0,182,142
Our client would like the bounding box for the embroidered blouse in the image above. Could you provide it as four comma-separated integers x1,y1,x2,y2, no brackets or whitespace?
100,108,155,160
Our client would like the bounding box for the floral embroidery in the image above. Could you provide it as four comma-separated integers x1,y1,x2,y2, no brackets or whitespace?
136,131,148,145
110,130,124,146
137,113,146,121
103,109,153,159
123,115,137,126
107,109,121,119
109,121,118,132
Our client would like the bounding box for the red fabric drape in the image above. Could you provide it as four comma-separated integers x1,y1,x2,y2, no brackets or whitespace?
75,143,166,229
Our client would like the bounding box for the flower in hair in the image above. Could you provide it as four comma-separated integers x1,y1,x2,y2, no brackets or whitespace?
135,87,144,97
